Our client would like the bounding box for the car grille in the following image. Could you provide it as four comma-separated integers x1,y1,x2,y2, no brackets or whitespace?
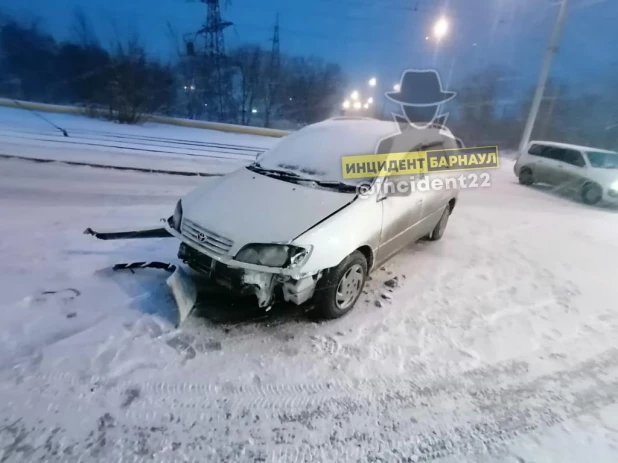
178,243,243,288
181,219,234,256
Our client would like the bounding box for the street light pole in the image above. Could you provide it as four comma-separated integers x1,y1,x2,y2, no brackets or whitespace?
519,0,570,153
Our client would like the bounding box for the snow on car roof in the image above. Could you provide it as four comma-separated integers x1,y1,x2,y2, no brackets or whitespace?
529,140,617,154
257,117,457,182
257,118,399,180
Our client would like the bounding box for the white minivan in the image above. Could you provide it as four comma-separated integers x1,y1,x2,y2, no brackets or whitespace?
514,141,618,205
164,118,459,319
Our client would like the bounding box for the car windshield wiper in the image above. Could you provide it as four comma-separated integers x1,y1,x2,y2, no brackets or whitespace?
307,180,357,193
247,164,301,178
248,165,355,192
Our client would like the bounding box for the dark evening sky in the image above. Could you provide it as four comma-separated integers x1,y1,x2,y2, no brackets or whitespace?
1,0,616,97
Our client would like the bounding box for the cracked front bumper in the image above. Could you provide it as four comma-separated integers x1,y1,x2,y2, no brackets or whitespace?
177,242,318,308
163,219,317,279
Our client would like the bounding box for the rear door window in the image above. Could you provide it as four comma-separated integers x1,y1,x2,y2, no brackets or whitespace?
544,147,566,162
562,149,586,167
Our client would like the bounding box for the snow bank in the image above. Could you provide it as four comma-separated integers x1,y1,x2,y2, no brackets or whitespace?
0,106,279,175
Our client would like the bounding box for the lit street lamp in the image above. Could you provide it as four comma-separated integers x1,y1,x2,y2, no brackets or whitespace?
342,100,351,110
393,84,400,92
367,97,374,105
351,90,360,101
368,77,377,87
353,101,362,110
433,16,449,41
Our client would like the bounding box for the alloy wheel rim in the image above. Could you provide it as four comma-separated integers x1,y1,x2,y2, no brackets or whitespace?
586,187,601,203
335,264,364,309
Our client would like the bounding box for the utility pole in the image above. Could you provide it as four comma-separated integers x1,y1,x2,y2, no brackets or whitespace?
541,86,560,139
265,13,281,128
197,0,233,121
519,0,569,153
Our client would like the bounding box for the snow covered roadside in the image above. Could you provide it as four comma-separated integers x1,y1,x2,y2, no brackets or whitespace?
2,156,618,462
0,107,280,175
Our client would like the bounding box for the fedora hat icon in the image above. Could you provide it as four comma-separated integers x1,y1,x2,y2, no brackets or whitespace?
386,69,456,107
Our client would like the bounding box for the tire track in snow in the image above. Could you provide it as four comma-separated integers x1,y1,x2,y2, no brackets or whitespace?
34,349,618,462
108,344,615,413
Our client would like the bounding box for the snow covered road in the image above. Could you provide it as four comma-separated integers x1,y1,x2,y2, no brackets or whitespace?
2,157,618,462
0,107,278,175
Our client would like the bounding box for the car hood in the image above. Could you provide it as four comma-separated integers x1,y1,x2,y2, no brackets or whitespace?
180,167,355,249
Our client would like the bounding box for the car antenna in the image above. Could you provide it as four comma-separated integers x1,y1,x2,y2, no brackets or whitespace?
11,99,69,137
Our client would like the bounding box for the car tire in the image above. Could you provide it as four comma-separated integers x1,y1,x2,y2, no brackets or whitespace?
518,167,534,185
428,206,450,241
313,251,368,319
582,183,602,205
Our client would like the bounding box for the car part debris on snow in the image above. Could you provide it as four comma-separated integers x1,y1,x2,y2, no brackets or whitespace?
85,222,197,327
112,262,197,327
84,226,171,240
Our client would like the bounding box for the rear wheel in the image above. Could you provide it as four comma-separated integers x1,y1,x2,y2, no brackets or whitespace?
313,251,367,319
582,183,602,205
518,167,534,185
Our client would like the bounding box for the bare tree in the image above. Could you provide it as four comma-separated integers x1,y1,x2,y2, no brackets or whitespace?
230,45,265,125
280,57,345,125
71,8,97,46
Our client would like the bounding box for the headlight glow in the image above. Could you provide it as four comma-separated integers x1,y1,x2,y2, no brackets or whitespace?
235,244,311,268
610,180,618,191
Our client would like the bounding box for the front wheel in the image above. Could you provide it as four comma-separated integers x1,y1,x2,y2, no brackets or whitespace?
313,251,367,319
582,183,602,205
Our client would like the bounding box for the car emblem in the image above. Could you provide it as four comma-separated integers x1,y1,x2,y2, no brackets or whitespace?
196,232,206,243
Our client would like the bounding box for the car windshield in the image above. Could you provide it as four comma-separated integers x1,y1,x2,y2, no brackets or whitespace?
586,151,618,168
254,120,396,185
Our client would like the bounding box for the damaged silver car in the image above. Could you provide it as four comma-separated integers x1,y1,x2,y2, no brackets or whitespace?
164,118,459,319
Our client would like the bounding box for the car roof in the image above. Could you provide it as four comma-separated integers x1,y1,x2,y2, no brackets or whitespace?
308,117,456,142
312,117,396,133
528,140,617,154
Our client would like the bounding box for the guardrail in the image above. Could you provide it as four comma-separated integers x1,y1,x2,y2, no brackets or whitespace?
0,98,289,138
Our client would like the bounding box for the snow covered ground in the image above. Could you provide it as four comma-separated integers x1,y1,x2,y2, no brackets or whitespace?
0,107,278,175
2,116,618,462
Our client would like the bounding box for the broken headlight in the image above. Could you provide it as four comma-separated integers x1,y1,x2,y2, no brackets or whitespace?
169,200,183,232
235,244,311,268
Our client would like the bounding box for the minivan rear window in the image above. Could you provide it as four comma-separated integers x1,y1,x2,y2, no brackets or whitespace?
562,149,586,167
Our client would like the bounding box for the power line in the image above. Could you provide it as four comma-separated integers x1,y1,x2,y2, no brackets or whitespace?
264,14,280,128
196,0,233,120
